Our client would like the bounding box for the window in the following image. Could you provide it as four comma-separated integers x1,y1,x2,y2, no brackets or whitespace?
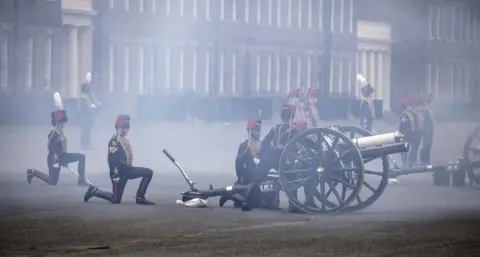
464,9,471,42
307,54,312,90
109,0,114,9
205,49,211,93
108,43,115,92
139,0,144,12
256,0,262,24
266,53,272,92
286,54,291,92
267,0,273,25
179,47,184,92
44,35,53,90
232,51,237,94
296,0,302,28
124,0,130,12
206,0,211,20
275,54,280,93
220,0,225,20
296,55,301,91
458,8,464,41
124,45,130,92
276,0,282,27
165,48,171,92
287,0,292,27
139,46,145,93
0,35,8,90
152,0,156,13
448,5,455,40
471,9,477,43
166,0,171,15
348,0,354,34
149,47,155,94
339,0,345,33
192,48,197,92
318,0,323,30
307,0,313,29
255,53,260,93
193,0,198,18
26,37,33,91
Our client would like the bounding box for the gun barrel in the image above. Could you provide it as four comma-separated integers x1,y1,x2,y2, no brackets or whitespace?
352,132,404,149
361,142,409,159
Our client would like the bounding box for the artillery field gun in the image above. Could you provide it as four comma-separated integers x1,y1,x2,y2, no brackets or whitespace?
163,125,480,215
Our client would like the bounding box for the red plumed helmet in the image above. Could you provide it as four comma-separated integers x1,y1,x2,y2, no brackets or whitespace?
402,97,411,105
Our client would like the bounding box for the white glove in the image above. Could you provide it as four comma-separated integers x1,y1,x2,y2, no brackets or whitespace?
90,104,96,109
254,158,260,165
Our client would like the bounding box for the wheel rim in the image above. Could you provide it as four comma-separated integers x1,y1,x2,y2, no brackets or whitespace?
278,127,365,214
463,126,480,186
334,126,390,212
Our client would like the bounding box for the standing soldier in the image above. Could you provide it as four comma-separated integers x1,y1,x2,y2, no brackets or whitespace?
357,74,375,132
399,96,421,168
286,88,307,124
83,114,155,205
305,87,320,127
80,72,100,150
417,93,434,165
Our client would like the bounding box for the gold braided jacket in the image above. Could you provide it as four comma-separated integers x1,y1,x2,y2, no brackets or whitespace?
248,139,261,158
117,136,134,166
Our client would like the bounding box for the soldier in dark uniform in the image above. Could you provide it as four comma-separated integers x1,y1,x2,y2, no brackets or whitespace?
80,72,100,150
26,109,87,185
359,83,375,131
418,94,434,165
83,115,155,205
399,97,422,168
235,119,262,185
240,105,299,210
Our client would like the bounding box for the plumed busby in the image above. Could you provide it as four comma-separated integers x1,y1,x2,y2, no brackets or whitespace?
115,114,131,129
360,84,374,98
357,74,374,98
51,110,68,126
51,92,67,126
308,87,318,97
246,118,262,131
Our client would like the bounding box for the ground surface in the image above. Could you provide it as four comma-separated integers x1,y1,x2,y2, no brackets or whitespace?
1,119,480,256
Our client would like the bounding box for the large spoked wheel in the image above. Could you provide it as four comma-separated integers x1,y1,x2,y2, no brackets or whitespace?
463,126,480,187
278,127,365,214
334,126,390,213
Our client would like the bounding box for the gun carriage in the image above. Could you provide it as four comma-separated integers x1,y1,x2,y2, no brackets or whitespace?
163,125,412,214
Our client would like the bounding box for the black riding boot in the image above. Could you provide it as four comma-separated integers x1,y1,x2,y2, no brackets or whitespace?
27,169,51,185
136,177,154,205
84,186,114,203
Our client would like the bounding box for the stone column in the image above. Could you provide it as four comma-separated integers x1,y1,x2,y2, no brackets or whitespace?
65,25,78,99
376,51,383,100
360,50,367,98
78,26,93,88
383,52,391,112
368,50,375,98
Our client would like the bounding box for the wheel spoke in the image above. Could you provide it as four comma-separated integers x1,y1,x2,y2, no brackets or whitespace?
315,184,337,209
331,168,361,173
326,180,345,204
331,149,352,164
283,168,312,175
363,181,377,193
286,176,310,192
363,157,377,164
331,174,356,189
364,169,384,176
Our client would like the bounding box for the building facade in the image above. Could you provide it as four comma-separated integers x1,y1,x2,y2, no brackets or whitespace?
1,0,479,113
0,0,94,98
94,0,357,99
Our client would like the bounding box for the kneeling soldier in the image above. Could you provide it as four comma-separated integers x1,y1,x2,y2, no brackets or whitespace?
83,115,155,205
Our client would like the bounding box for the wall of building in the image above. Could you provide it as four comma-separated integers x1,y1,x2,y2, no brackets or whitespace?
94,0,357,98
